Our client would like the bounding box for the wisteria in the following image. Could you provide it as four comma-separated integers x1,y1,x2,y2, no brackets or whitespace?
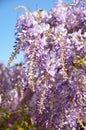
0,63,35,129
0,64,21,109
1,0,86,129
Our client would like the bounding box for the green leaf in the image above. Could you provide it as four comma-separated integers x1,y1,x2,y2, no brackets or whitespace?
6,128,11,130
14,6,27,12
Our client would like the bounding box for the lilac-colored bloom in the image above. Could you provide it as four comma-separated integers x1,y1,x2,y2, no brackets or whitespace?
6,0,86,129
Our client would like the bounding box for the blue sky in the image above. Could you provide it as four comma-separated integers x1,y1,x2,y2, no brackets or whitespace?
0,0,72,66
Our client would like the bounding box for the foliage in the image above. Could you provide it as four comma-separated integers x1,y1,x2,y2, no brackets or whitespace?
0,107,36,130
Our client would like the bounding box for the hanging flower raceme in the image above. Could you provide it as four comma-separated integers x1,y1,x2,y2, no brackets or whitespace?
8,0,86,129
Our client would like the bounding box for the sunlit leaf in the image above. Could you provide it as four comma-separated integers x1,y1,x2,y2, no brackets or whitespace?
14,6,27,12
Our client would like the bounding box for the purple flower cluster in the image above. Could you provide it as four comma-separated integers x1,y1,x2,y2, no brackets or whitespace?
7,0,86,129
0,63,30,115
